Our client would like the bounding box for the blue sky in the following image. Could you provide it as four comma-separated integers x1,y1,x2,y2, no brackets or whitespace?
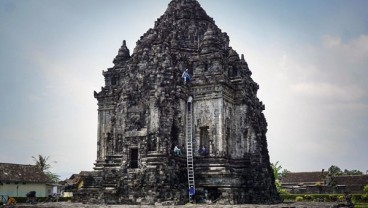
1,0,367,179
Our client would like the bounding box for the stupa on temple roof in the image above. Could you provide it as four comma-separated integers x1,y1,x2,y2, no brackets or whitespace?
76,0,280,205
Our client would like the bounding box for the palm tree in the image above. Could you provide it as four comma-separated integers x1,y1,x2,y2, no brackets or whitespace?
32,155,53,171
272,161,289,181
271,161,289,194
32,155,60,182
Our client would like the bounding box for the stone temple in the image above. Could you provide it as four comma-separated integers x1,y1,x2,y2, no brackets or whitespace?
76,0,280,205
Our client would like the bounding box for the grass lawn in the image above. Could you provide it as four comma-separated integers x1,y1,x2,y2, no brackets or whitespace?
355,203,368,208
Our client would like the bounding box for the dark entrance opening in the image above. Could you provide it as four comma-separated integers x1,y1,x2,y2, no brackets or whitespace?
226,127,230,156
111,77,117,85
200,126,209,149
130,148,138,168
148,136,157,152
206,187,221,202
171,122,179,152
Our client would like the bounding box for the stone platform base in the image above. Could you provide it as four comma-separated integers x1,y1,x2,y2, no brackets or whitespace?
13,201,343,208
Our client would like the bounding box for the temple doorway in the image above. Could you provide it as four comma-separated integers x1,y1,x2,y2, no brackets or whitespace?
200,126,209,149
130,148,139,168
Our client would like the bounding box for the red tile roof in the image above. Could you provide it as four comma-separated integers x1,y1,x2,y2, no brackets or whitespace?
0,163,51,183
65,174,81,186
281,171,368,186
281,172,324,184
64,171,98,186
335,175,368,185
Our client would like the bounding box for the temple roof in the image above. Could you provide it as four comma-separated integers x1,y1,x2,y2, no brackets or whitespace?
128,0,228,59
163,0,212,21
101,0,255,103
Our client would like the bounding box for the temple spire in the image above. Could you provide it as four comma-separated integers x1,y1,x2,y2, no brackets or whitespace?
113,40,130,65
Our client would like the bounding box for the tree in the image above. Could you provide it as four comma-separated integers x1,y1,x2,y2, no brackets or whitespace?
271,161,289,181
328,165,343,176
271,161,290,194
323,165,342,187
45,172,60,183
343,169,363,175
32,155,52,172
32,155,60,183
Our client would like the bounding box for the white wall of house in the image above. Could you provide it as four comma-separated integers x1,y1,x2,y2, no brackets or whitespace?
0,183,51,197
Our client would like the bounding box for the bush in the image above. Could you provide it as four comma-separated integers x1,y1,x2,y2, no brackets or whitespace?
360,194,368,203
303,194,314,201
364,184,368,194
281,194,368,203
352,194,362,203
295,196,303,202
278,188,290,195
312,194,329,202
280,194,295,202
329,195,338,202
355,204,368,208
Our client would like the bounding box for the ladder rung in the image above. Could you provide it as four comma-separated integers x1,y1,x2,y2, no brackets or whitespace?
186,110,195,201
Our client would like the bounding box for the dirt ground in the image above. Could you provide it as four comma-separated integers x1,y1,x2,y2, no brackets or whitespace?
10,201,343,208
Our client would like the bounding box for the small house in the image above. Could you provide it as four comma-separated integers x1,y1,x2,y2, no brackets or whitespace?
0,163,52,197
281,171,368,194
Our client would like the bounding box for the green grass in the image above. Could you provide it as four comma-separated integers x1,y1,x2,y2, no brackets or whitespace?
355,203,368,208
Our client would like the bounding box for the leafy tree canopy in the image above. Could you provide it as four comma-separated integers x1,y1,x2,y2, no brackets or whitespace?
343,169,363,175
328,165,343,176
326,165,363,176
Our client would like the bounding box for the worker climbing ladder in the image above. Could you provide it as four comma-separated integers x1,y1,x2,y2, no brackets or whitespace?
186,96,195,202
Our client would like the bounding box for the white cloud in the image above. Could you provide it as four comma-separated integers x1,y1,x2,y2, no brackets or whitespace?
28,49,96,105
322,34,368,63
322,35,342,48
291,82,366,101
2,46,103,177
246,34,368,171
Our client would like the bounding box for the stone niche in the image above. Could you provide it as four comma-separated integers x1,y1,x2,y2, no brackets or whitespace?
75,0,280,205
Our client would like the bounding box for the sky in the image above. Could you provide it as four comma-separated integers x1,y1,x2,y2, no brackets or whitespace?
1,0,367,180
